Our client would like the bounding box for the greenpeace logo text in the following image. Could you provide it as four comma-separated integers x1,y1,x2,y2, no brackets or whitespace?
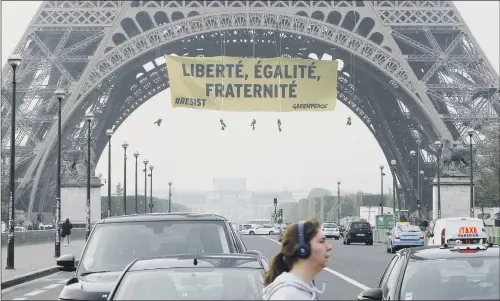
292,103,328,110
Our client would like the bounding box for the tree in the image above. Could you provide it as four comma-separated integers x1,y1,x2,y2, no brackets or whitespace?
474,124,500,207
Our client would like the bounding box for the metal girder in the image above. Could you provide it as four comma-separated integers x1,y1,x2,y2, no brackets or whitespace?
1,1,496,219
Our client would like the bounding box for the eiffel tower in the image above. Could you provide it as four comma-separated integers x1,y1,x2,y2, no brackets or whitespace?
1,1,498,221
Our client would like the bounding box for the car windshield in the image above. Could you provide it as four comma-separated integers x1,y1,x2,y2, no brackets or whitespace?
78,221,231,275
397,225,421,232
352,222,370,228
400,256,499,300
112,268,264,300
323,224,337,228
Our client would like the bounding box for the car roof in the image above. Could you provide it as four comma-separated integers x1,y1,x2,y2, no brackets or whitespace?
402,245,500,261
96,212,228,224
128,254,264,271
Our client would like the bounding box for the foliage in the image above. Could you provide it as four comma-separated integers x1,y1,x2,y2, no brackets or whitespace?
474,124,500,207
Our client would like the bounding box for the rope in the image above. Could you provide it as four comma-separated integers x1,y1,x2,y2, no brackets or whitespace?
274,15,283,131
219,7,226,130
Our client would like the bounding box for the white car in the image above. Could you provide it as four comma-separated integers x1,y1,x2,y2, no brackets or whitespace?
240,224,278,235
322,222,340,240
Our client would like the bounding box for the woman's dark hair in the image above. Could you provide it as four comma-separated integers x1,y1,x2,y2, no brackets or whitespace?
264,217,320,286
65,218,70,223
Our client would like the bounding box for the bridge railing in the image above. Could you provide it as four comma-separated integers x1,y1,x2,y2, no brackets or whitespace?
1,228,87,246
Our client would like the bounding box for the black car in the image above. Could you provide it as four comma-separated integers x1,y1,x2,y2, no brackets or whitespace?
358,243,499,300
106,253,265,300
343,220,373,245
57,213,250,300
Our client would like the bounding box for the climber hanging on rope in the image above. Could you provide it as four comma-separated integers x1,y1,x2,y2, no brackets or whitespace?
346,116,352,126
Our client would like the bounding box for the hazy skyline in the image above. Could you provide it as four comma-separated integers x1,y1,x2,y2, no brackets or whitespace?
1,1,499,195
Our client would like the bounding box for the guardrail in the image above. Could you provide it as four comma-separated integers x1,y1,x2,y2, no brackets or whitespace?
1,228,86,246
373,227,500,245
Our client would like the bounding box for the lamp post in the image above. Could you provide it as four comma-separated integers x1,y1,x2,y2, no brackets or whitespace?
105,129,113,218
390,160,397,222
6,54,21,270
337,180,341,220
148,165,154,213
419,170,424,219
467,128,475,218
85,112,94,241
409,149,416,210
133,151,139,214
143,159,148,213
434,140,443,219
416,138,421,206
168,181,172,212
54,89,66,258
380,165,385,215
122,141,128,215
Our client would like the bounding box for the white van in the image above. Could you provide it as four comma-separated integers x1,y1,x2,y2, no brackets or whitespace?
427,217,488,246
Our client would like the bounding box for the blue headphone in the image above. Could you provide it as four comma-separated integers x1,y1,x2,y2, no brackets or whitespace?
297,221,311,259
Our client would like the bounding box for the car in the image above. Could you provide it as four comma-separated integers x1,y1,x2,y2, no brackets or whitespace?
322,222,340,240
358,243,499,300
385,224,424,253
106,254,266,300
240,224,278,235
57,213,249,300
343,220,373,245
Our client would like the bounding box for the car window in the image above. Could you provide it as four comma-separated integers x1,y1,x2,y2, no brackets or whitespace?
322,224,337,228
400,257,499,300
113,268,264,300
397,225,421,232
386,254,405,297
379,255,399,288
78,220,231,276
352,222,370,229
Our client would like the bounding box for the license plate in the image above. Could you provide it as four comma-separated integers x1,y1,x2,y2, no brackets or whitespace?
357,234,365,236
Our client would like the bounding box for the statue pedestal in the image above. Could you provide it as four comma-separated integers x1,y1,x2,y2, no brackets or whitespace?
61,177,102,226
432,175,474,220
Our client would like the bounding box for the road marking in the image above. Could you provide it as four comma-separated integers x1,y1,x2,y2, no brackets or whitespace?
24,289,45,296
1,271,66,293
262,237,371,291
59,279,68,283
43,283,62,289
11,298,27,300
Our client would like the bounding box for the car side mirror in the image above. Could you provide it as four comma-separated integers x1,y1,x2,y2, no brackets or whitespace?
358,288,383,300
57,254,76,272
385,231,391,235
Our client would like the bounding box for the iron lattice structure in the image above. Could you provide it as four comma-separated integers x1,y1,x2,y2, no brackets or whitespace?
1,1,499,221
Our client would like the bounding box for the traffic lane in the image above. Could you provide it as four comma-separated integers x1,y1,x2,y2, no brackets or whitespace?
242,235,369,300
330,241,393,288
1,271,72,300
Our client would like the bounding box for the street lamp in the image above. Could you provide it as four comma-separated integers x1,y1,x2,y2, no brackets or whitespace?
379,165,385,215
6,54,21,270
409,150,416,210
122,141,129,215
54,89,66,258
105,129,113,218
467,128,475,218
390,160,397,220
419,170,424,219
337,180,341,220
149,165,154,213
168,181,172,212
85,112,94,241
143,159,149,213
133,151,139,214
434,140,443,219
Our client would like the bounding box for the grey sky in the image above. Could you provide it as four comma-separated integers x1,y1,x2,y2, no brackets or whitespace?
1,1,499,194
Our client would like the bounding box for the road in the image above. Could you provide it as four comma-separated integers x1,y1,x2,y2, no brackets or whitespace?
1,236,393,300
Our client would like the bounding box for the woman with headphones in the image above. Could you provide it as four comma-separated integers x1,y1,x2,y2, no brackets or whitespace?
263,217,333,300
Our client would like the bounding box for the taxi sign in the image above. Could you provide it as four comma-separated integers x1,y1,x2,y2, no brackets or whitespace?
457,226,479,238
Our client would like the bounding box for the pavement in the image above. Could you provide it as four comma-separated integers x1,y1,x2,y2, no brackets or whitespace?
1,240,84,281
1,235,392,300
